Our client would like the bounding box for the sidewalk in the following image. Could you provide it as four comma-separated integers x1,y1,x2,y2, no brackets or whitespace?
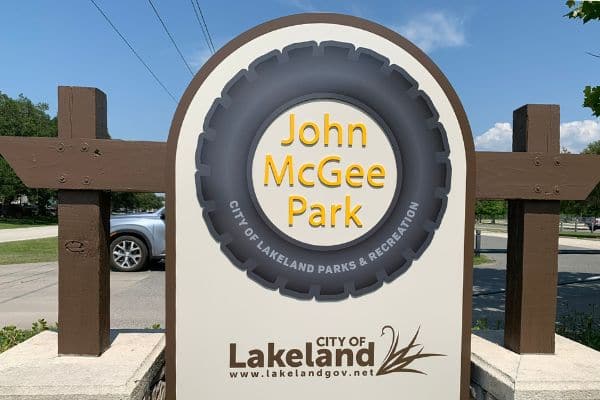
481,230,600,250
0,226,58,243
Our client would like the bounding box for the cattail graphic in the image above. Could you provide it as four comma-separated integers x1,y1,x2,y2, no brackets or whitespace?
376,325,445,376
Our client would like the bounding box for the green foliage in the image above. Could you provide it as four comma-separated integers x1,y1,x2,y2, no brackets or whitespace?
565,0,600,22
473,255,492,265
475,200,506,220
579,141,600,216
111,192,164,212
556,305,600,351
0,237,58,265
583,86,600,117
0,216,57,229
0,319,55,353
565,2,600,117
473,307,600,351
472,318,503,331
560,141,600,216
0,92,58,211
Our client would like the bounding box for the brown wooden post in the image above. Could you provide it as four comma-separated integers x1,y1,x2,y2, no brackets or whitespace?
57,87,111,355
505,104,560,353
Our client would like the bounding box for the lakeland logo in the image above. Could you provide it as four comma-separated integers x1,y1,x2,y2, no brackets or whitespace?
228,326,444,379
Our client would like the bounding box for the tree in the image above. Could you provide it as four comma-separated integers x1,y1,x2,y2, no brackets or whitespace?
560,140,600,217
580,140,600,216
565,1,600,117
111,192,164,212
475,200,507,223
0,92,57,213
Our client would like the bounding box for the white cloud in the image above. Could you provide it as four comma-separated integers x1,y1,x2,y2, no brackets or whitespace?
189,48,212,70
475,120,600,153
397,12,466,52
283,0,316,12
560,120,600,152
474,123,513,152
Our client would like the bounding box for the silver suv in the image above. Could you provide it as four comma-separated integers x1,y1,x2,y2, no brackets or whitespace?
109,208,165,271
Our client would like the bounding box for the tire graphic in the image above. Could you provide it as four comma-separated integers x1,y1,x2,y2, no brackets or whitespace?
196,41,450,301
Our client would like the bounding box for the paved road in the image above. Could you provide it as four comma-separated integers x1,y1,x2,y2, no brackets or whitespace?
0,226,58,243
0,234,598,329
473,234,600,327
0,261,165,329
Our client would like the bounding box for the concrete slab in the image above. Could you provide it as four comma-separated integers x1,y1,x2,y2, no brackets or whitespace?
0,330,164,399
471,330,600,400
0,226,57,243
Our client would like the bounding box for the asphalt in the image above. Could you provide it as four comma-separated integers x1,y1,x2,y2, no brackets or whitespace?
0,234,598,329
473,234,600,327
0,261,165,329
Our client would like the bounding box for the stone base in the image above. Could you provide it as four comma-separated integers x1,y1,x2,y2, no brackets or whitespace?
0,330,164,399
470,330,600,400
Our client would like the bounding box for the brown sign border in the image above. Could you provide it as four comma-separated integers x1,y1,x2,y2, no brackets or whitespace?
165,13,475,400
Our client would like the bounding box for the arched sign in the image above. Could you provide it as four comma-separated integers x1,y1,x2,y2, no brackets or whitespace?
167,13,474,400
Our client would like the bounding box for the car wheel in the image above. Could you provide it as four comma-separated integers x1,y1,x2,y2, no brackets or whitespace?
109,235,148,272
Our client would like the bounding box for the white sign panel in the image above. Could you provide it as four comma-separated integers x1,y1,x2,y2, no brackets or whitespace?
167,14,475,400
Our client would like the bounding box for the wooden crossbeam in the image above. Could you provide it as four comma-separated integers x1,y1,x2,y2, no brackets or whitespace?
0,137,166,192
2,138,600,199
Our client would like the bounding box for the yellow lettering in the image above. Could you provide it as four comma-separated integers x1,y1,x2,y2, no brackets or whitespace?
317,156,341,187
345,164,364,187
288,195,306,226
281,114,295,145
323,113,342,146
344,196,362,227
367,164,385,188
298,163,315,187
264,154,294,186
309,203,326,227
348,123,367,147
299,121,320,145
330,204,342,227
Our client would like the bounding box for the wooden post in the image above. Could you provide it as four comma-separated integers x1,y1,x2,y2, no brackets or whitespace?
505,104,560,353
57,87,111,355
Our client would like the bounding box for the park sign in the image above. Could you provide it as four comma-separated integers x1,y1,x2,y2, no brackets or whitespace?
166,13,474,400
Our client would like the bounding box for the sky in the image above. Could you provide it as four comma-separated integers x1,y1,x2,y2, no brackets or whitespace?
1,0,599,152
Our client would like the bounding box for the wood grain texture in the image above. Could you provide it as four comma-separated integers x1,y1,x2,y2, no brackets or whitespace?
3,139,600,200
0,137,166,192
476,152,600,200
505,104,560,354
57,87,111,356
58,190,111,355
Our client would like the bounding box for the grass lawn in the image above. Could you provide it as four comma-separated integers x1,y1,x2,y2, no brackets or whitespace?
559,231,599,239
473,254,493,265
0,237,57,265
0,217,57,230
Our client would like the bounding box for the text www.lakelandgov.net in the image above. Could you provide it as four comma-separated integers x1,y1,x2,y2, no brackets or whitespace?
229,368,375,379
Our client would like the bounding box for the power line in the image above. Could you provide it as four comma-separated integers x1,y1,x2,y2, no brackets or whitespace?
189,0,213,54
88,0,177,103
193,0,215,53
196,1,215,52
147,0,194,76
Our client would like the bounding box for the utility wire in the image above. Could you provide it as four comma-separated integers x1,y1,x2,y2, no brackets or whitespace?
88,0,177,103
192,0,215,53
147,0,194,76
189,0,213,54
196,1,215,53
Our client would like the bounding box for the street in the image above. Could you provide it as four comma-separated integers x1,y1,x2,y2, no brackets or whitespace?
0,234,599,329
0,261,165,329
